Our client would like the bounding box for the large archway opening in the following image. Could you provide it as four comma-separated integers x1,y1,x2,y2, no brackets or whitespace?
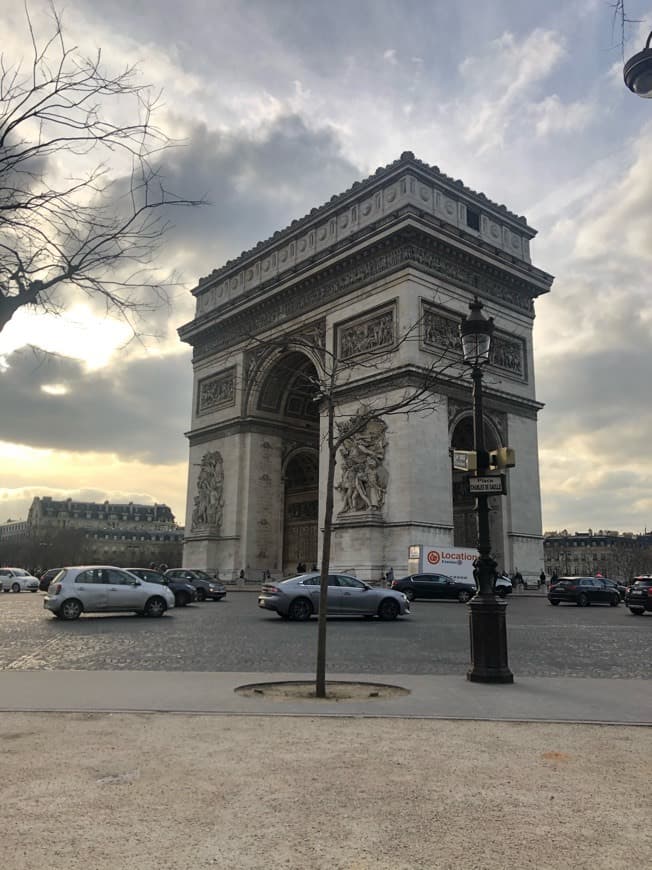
257,351,320,575
450,415,505,570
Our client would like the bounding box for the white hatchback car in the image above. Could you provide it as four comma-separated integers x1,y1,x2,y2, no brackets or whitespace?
0,567,40,593
43,566,175,620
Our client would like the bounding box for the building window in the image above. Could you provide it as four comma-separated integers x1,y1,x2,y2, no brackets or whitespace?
466,208,480,231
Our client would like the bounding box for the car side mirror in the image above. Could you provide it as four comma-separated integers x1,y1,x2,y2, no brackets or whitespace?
131,579,141,586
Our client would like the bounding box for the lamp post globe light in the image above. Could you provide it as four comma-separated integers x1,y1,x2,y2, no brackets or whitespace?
459,297,513,684
624,31,652,98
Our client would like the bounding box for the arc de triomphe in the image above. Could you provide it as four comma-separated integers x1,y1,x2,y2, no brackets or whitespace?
178,152,553,582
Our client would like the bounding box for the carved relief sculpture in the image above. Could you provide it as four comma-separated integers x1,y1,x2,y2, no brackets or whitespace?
336,409,388,513
191,451,225,532
338,308,395,360
197,368,236,415
423,306,525,378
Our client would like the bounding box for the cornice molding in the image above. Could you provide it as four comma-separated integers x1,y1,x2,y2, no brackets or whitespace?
192,153,539,307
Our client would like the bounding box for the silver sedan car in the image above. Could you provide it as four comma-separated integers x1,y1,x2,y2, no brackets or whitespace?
258,572,410,621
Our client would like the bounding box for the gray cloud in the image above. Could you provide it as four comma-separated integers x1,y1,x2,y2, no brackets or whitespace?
0,347,192,462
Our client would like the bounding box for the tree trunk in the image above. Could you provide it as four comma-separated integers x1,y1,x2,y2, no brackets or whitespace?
315,403,337,698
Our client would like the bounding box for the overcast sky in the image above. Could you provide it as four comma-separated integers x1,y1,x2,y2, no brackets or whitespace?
1,0,651,534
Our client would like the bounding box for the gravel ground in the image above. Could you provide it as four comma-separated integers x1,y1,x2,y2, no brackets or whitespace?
1,712,649,869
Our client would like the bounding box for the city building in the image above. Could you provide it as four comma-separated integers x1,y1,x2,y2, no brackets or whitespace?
0,497,184,568
543,530,652,581
179,152,554,582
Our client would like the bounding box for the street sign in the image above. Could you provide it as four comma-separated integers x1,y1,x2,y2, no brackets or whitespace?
451,450,477,472
468,475,507,495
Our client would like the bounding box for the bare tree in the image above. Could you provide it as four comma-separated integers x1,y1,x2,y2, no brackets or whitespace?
245,309,460,697
0,3,204,335
610,1,642,55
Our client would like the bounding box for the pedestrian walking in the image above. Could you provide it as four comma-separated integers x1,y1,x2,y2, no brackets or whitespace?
539,570,546,590
386,566,394,587
513,569,523,591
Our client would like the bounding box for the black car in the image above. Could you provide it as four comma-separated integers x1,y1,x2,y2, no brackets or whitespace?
600,577,627,601
547,576,620,607
624,576,652,615
391,573,475,603
127,568,197,607
39,568,62,591
164,569,226,601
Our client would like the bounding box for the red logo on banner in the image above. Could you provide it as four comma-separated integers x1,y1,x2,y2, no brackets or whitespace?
427,550,441,565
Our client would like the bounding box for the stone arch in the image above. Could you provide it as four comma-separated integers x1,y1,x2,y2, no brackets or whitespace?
245,350,322,574
246,346,323,421
450,412,505,570
282,446,319,574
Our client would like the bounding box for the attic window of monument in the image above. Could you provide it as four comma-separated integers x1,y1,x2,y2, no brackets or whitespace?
466,208,480,231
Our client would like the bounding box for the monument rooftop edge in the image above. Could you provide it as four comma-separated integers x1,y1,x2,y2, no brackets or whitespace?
191,153,546,305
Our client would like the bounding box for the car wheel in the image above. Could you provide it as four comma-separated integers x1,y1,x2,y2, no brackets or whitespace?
458,590,472,603
577,593,590,607
60,599,83,620
11,582,20,593
629,608,644,615
404,589,415,602
144,596,166,617
550,600,560,606
288,598,312,621
378,598,400,620
196,588,206,602
610,594,619,607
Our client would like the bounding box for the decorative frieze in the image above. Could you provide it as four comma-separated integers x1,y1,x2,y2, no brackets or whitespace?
337,305,395,360
196,368,236,415
423,305,526,381
189,237,538,360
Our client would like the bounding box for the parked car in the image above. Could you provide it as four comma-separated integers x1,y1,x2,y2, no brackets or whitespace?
258,572,410,620
127,567,196,607
391,573,476,603
0,567,40,593
39,568,62,592
43,565,175,620
164,569,226,601
547,576,621,607
624,576,652,615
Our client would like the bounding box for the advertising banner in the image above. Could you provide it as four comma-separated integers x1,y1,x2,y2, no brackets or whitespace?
412,545,477,584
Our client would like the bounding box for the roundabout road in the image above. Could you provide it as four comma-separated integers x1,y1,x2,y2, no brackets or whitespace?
0,591,649,678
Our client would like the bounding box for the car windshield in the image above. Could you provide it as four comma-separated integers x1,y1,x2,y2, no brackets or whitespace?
14,569,29,576
193,571,212,580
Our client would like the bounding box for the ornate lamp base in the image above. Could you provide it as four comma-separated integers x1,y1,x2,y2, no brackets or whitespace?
467,594,514,684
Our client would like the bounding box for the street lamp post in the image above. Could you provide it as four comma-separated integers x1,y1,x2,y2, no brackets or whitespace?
460,297,514,684
624,31,652,97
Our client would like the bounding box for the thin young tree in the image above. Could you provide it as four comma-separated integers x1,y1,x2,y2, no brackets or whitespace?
0,3,204,335
245,307,460,697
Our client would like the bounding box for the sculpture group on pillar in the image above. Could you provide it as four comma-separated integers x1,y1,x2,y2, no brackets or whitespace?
336,409,388,514
191,450,225,532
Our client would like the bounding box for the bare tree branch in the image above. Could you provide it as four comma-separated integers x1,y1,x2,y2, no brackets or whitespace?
0,2,206,334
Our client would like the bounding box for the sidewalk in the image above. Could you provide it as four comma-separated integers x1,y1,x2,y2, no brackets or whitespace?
1,670,649,869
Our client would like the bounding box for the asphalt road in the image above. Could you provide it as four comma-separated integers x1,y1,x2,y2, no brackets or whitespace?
0,590,649,677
